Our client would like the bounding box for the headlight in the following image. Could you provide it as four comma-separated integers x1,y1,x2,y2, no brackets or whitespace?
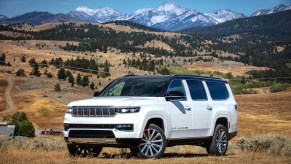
115,107,140,113
66,106,73,114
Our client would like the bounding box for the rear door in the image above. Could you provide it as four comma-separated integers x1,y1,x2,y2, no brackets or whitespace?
186,80,213,137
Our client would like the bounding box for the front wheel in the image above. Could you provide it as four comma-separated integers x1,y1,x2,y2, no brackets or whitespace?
207,124,228,156
131,124,166,158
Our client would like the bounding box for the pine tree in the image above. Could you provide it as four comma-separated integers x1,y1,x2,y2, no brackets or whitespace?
47,72,53,78
90,82,95,90
82,75,89,87
54,83,61,91
65,70,73,78
57,68,66,80
31,63,41,77
68,75,75,87
29,57,36,66
21,55,26,62
103,60,110,77
76,73,82,85
0,53,5,65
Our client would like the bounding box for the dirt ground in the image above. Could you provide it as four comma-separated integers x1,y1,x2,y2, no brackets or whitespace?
0,148,290,164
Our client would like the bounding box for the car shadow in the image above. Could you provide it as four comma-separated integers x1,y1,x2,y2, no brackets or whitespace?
100,152,209,159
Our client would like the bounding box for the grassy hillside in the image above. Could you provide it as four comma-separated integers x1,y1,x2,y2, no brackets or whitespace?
182,10,291,69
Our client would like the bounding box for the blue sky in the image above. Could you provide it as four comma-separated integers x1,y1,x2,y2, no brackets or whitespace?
0,0,291,17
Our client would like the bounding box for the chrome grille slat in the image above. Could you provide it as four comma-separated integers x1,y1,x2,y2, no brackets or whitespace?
72,107,115,117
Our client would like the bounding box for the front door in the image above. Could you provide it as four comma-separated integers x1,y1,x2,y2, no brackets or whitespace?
166,80,193,139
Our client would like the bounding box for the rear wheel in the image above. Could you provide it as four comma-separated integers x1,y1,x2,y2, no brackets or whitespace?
67,144,103,157
131,124,166,158
207,124,228,156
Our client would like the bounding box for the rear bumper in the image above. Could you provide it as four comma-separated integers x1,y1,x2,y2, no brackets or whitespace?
229,131,237,140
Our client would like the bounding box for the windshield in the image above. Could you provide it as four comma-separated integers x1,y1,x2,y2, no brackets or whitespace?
99,78,168,97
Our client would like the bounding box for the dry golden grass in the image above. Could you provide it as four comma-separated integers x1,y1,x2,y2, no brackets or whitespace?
0,73,7,112
235,89,291,136
0,148,290,164
187,63,267,76
142,40,173,51
17,98,66,129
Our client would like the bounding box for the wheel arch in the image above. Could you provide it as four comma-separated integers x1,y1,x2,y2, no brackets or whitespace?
212,116,229,136
146,117,165,132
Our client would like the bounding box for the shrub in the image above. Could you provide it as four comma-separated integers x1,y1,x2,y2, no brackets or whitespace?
90,82,95,90
17,121,35,137
270,83,289,93
47,72,53,78
21,55,26,62
8,112,35,137
237,134,291,156
54,83,61,92
16,69,25,77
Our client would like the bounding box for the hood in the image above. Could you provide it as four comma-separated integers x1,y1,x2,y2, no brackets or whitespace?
68,97,158,107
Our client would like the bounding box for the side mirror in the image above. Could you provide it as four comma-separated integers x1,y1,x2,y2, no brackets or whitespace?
165,91,186,101
93,91,100,97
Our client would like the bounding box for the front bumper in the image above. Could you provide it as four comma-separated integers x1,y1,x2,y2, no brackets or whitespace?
64,137,142,147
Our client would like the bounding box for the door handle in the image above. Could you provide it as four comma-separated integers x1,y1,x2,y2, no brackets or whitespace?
185,106,191,111
207,105,212,110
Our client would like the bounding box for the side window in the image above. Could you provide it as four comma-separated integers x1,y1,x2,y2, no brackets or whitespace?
206,81,229,100
167,80,186,97
186,80,207,100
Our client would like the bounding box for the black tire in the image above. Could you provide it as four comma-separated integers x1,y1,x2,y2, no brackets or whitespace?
67,144,103,157
130,147,138,157
207,124,228,156
131,124,166,158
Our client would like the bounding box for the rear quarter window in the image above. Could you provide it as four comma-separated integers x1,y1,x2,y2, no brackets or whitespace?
206,81,229,100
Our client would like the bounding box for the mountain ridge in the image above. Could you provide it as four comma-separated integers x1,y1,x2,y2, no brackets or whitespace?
0,2,290,31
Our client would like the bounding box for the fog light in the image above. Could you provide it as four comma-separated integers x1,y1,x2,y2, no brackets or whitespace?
115,124,133,131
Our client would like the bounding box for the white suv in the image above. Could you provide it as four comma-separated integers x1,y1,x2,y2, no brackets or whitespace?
63,75,237,158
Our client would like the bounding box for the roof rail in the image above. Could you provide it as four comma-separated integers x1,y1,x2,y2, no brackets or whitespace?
172,74,222,80
123,75,136,77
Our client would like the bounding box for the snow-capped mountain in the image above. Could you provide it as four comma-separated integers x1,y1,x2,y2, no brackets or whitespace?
68,2,291,31
251,4,291,16
68,2,221,31
2,2,290,31
68,6,125,23
127,2,191,26
0,15,8,21
127,2,219,31
205,9,246,23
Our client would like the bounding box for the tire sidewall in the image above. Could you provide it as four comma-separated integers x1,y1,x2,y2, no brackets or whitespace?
209,124,228,156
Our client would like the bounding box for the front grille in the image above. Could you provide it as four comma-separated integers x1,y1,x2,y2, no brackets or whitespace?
72,106,115,117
